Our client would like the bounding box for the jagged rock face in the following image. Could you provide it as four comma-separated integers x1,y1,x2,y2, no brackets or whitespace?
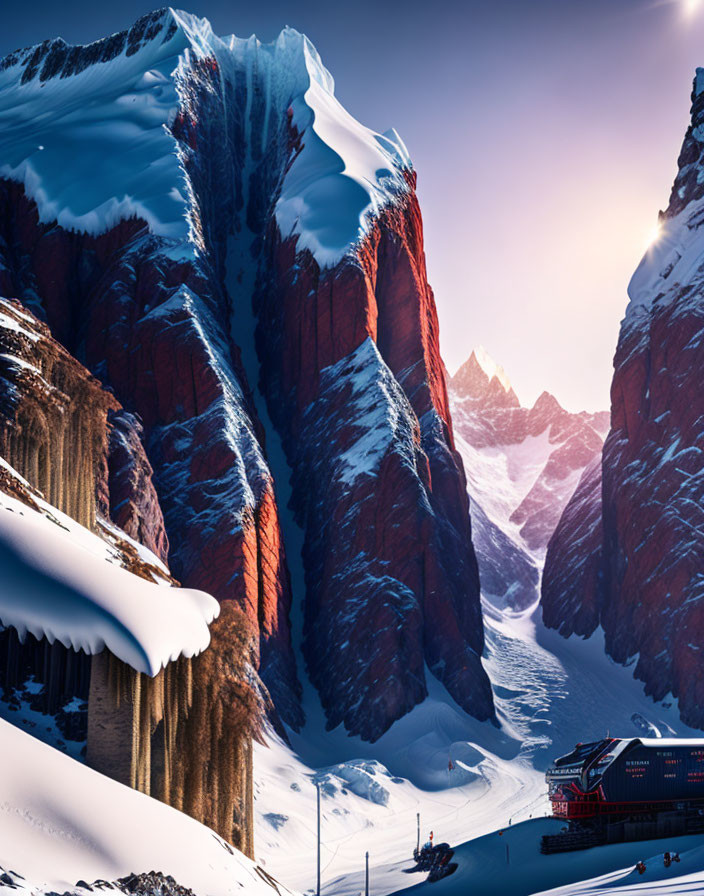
256,189,493,739
449,350,608,609
0,9,494,740
0,296,119,532
87,603,260,857
104,411,169,564
541,457,603,637
541,71,704,728
0,178,301,729
0,297,167,552
452,348,520,410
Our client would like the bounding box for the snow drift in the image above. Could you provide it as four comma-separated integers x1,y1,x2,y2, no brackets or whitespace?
0,718,288,896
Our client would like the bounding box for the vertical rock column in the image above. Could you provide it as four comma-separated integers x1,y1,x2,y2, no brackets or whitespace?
85,604,259,858
0,300,120,531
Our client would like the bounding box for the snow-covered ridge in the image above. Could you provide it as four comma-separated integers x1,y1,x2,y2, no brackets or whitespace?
0,9,190,238
627,69,704,319
626,197,704,316
0,471,219,676
0,8,411,267
175,11,412,265
269,30,411,265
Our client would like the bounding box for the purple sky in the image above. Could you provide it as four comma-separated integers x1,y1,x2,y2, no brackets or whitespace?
3,1,704,410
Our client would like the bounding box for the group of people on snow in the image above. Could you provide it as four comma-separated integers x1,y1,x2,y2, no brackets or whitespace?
635,851,680,875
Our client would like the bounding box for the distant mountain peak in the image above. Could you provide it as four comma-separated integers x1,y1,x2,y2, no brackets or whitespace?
531,390,563,416
473,346,512,392
451,347,519,408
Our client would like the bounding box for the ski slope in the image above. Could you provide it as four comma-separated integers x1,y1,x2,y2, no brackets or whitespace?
254,595,698,896
386,819,704,896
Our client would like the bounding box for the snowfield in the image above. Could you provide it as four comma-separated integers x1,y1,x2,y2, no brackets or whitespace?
535,841,704,894
253,596,700,896
0,719,291,896
387,820,704,896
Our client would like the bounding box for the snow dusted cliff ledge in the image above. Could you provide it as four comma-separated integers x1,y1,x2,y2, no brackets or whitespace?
0,487,219,677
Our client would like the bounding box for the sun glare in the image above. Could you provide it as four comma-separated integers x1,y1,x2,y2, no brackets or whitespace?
645,223,662,250
684,0,702,18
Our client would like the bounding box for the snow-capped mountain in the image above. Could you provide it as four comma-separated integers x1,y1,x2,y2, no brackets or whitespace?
449,348,608,608
0,8,492,745
542,69,704,730
6,10,701,896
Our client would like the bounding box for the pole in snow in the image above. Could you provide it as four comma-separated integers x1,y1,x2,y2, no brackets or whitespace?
416,812,420,854
316,781,321,896
365,851,369,896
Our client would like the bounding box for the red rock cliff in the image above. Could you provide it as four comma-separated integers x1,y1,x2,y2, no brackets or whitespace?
256,181,494,740
542,71,704,728
0,13,494,740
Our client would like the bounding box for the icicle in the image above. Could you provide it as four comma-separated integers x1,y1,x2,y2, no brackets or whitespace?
162,665,172,805
130,669,141,791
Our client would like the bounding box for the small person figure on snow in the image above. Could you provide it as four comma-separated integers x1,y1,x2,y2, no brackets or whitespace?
664,852,671,868
673,852,681,863
423,831,434,851
636,860,646,875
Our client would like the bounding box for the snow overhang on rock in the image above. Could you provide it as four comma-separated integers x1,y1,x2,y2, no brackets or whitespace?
0,498,219,676
269,29,412,268
0,8,412,270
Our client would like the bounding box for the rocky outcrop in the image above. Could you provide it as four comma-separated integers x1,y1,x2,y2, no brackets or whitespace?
0,297,119,532
541,70,704,728
450,349,607,609
0,297,170,551
87,603,260,857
